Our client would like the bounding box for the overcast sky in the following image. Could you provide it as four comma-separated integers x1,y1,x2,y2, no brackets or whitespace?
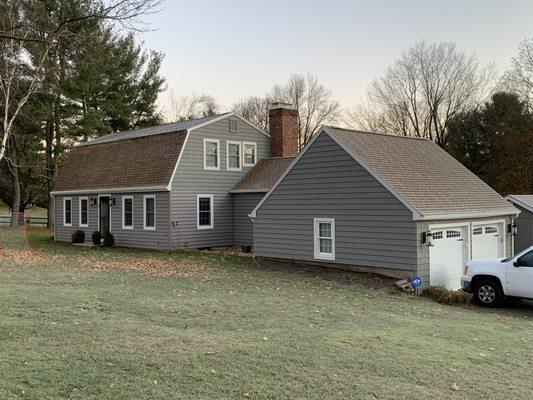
140,0,533,110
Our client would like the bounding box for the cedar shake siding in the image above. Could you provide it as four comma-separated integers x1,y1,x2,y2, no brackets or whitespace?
253,131,418,271
54,192,172,249
169,117,270,248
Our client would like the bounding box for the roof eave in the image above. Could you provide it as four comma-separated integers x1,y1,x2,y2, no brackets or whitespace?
417,209,520,221
50,185,170,196
506,196,533,213
230,189,269,194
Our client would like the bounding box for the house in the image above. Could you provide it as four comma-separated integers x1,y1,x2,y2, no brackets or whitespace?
250,126,519,290
51,104,295,250
506,195,533,253
52,103,519,290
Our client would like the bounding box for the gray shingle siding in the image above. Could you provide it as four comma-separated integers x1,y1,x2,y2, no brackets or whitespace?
233,192,264,246
54,192,172,249
513,205,533,253
169,117,270,248
253,131,418,271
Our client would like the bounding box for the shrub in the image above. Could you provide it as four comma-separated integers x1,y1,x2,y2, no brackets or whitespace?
92,231,102,246
102,230,115,247
71,230,85,244
422,285,472,306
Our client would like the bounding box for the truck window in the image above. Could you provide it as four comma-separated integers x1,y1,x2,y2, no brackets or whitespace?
518,251,533,267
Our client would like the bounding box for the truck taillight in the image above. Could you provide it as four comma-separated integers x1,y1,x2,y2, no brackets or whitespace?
463,265,469,275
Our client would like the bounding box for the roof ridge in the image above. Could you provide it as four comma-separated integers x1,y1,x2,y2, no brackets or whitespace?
326,125,430,141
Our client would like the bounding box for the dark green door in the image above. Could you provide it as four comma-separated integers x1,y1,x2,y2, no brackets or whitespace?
99,197,110,235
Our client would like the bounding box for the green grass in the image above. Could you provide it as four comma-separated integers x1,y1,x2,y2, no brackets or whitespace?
0,229,532,399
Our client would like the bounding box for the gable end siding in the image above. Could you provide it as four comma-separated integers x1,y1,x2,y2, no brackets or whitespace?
170,117,270,248
253,131,418,270
514,204,533,253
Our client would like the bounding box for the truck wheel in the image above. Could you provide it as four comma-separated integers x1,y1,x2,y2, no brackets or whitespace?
473,279,503,307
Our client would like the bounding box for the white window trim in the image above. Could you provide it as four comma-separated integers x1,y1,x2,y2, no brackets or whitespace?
314,218,335,261
226,141,242,171
63,197,72,227
143,195,156,231
122,196,134,230
79,197,88,227
197,194,214,230
242,141,257,167
203,138,220,170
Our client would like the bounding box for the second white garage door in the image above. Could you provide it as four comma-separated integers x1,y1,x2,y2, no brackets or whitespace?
472,223,504,259
429,227,466,290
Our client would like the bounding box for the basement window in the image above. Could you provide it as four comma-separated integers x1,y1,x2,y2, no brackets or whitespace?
64,197,72,227
197,194,214,229
314,218,335,261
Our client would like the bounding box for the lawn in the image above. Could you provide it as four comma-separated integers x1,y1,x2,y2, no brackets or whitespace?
1,229,532,399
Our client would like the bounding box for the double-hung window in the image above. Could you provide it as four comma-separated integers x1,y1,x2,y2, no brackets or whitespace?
122,196,133,229
204,139,220,170
227,141,241,170
314,218,335,260
243,142,257,166
197,194,214,229
79,197,88,227
143,195,156,230
64,197,72,227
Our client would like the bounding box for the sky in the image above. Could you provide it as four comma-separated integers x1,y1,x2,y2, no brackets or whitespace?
139,0,533,111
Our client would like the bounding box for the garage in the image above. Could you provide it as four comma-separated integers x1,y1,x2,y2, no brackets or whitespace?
472,222,504,259
429,227,467,290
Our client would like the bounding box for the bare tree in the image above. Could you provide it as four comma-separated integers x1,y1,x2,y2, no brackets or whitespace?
161,91,220,122
0,0,163,43
232,73,340,148
232,95,271,131
347,41,495,146
502,37,533,109
0,3,48,164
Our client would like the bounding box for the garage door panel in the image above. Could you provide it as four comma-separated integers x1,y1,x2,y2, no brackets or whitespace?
472,224,503,259
429,228,465,290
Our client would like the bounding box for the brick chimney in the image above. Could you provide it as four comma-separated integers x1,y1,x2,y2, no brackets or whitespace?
268,102,299,157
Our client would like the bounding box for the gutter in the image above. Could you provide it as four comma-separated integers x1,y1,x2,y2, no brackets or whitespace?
416,209,521,221
50,185,170,196
229,189,269,194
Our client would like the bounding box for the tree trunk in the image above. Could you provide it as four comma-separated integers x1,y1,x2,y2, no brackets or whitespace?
9,136,21,228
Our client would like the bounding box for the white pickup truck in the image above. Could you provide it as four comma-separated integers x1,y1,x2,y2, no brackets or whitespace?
462,246,533,307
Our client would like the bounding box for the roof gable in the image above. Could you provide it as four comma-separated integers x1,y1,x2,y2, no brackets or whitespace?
251,126,518,219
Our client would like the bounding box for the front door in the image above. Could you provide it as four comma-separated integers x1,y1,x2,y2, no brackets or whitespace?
99,196,110,235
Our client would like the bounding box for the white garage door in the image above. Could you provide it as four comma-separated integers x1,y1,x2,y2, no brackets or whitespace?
429,228,466,290
472,224,503,259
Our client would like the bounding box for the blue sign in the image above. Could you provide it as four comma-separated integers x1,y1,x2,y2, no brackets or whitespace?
411,277,422,288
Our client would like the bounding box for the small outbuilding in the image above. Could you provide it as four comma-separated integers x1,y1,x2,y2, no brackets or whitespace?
506,195,533,253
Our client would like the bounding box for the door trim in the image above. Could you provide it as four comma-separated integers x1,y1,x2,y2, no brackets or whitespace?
98,194,112,234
